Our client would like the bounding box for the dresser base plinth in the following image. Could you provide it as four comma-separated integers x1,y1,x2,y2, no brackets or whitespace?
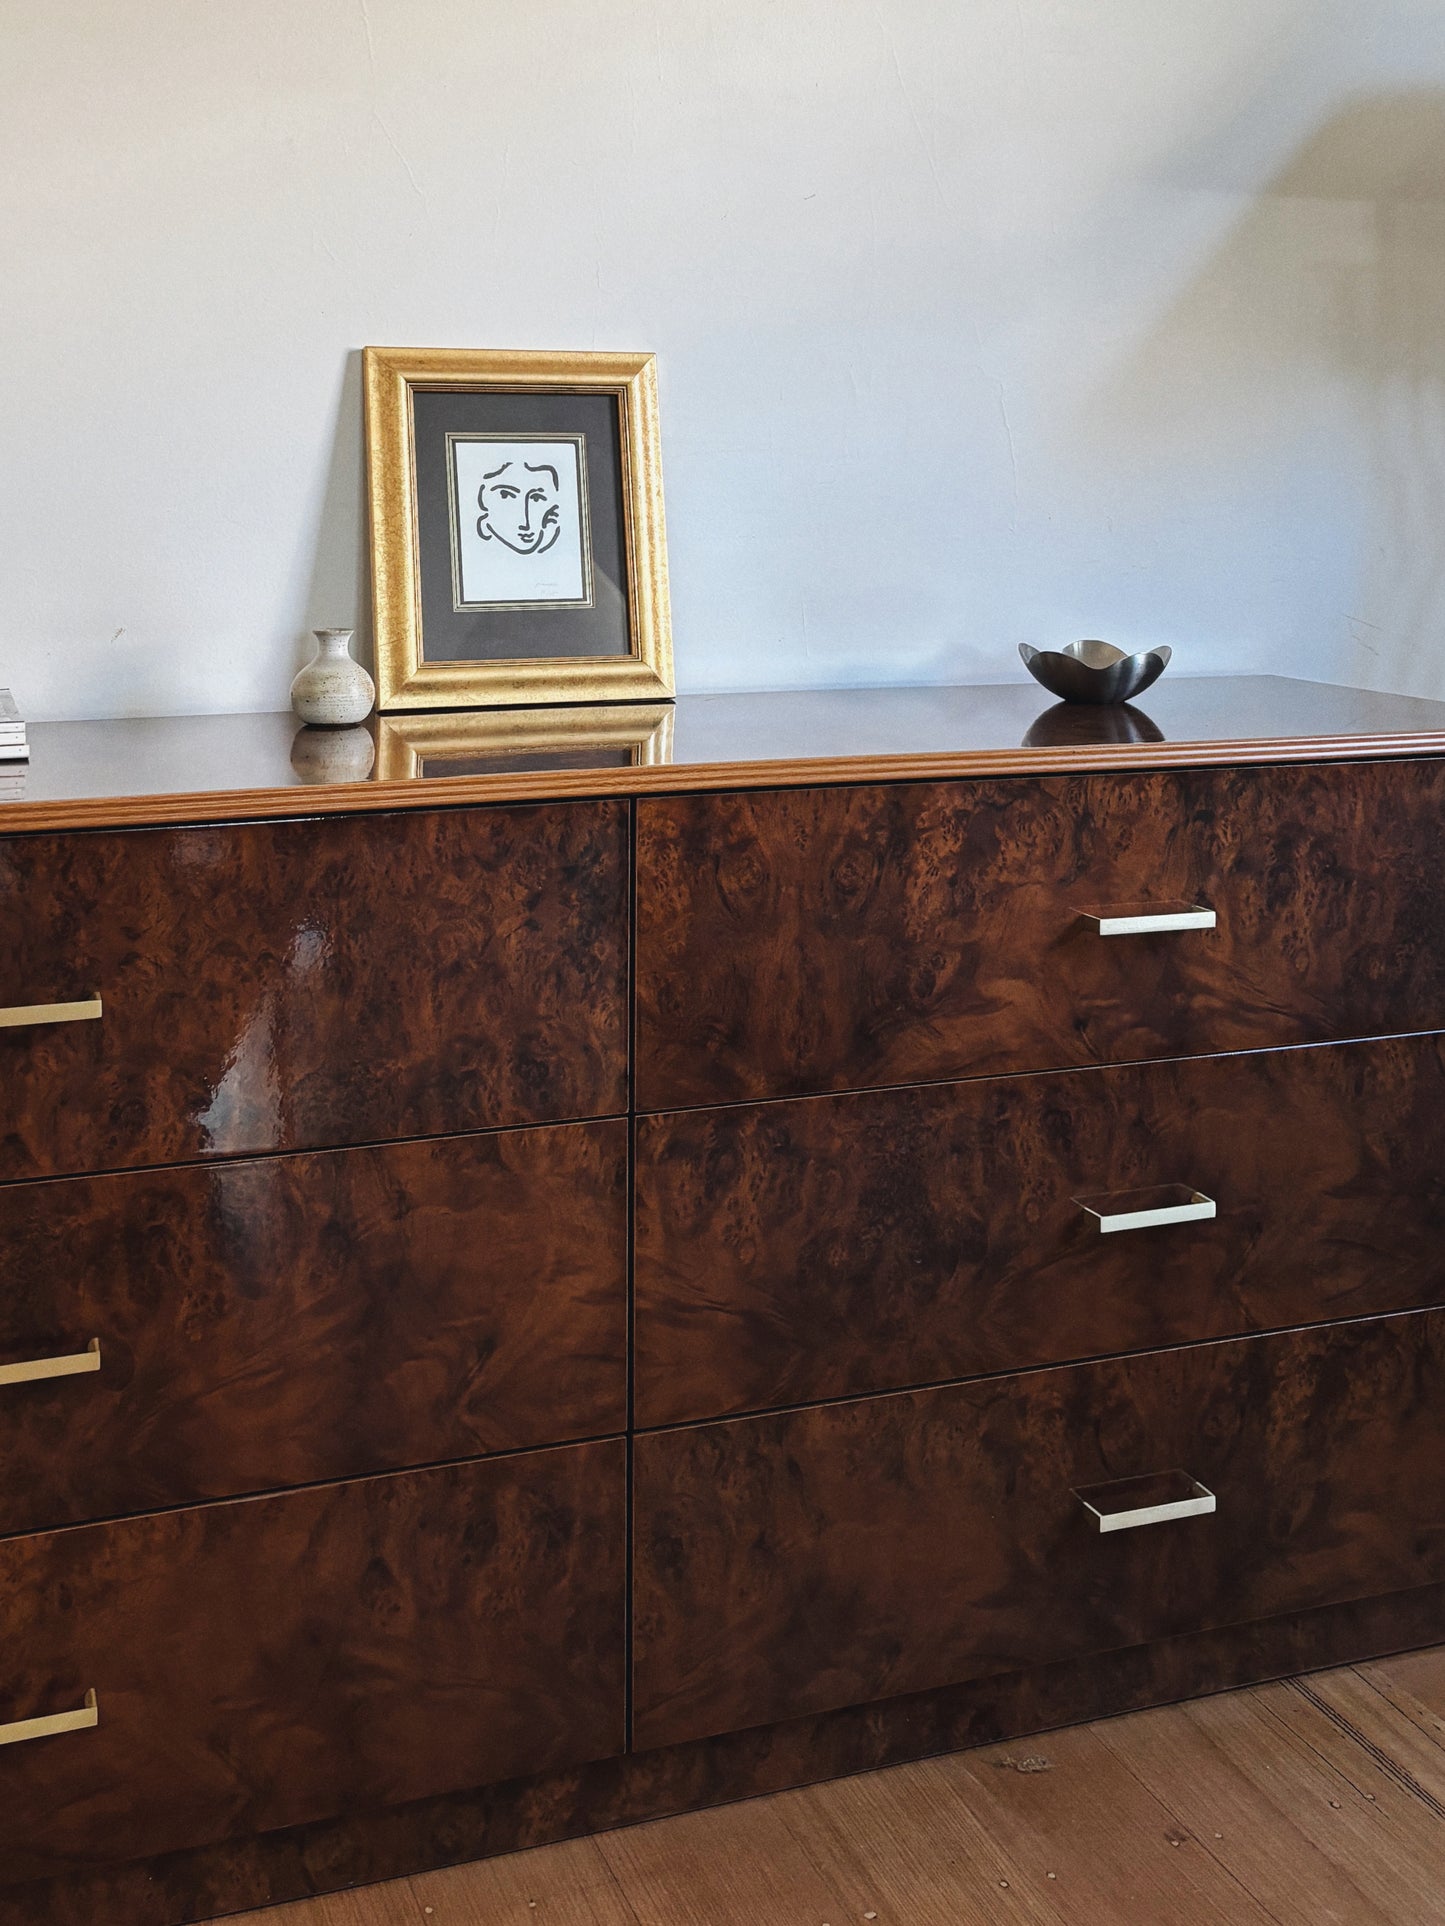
9,1582,1445,1926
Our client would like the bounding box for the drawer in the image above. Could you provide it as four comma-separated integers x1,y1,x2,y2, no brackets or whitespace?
635,1036,1445,1424
0,800,627,1179
632,1313,1445,1750
0,1121,626,1535
635,760,1445,1107
0,1441,625,1883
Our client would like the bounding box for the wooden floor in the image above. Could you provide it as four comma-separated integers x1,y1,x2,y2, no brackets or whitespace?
241,1647,1445,1926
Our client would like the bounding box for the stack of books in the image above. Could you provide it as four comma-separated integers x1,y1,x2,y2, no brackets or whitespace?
0,690,27,799
0,690,26,762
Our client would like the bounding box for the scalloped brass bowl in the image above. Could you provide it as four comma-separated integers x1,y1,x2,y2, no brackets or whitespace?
1019,639,1171,706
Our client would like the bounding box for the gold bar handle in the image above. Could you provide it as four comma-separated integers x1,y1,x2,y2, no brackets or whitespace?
0,996,103,1030
1076,1473,1216,1534
0,1339,101,1389
0,1689,99,1748
1080,906,1216,936
1076,1186,1216,1235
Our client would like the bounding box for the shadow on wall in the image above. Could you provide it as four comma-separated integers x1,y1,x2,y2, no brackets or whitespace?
299,349,372,678
1087,92,1445,695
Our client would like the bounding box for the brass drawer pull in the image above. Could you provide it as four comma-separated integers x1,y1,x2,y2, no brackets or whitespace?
0,1689,99,1748
0,1339,101,1388
1076,1185,1216,1234
1075,1471,1216,1534
0,996,103,1030
1080,905,1216,936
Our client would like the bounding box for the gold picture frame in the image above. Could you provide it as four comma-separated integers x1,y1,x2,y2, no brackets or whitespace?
364,347,674,711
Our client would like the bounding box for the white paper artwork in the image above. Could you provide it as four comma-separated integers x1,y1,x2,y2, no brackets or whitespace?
448,435,592,610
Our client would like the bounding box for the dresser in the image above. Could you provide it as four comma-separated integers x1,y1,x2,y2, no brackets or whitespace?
5,677,1445,1924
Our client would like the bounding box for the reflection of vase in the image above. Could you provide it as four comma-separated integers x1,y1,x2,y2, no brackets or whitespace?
290,724,376,785
290,629,375,727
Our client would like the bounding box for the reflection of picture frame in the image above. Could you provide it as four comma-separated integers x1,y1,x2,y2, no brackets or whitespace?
374,704,675,781
365,347,674,711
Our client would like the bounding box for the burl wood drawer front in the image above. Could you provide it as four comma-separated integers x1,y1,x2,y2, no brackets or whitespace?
635,1035,1445,1424
0,801,627,1180
0,1121,626,1536
634,761,1445,1107
632,1313,1445,1750
0,1442,625,1885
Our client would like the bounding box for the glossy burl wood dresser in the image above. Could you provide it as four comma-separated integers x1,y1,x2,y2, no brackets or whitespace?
6,676,1445,1925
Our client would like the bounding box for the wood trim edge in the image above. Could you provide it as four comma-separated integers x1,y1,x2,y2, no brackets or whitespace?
4,730,1445,835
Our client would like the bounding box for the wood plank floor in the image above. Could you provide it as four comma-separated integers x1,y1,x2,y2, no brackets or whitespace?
237,1649,1445,1926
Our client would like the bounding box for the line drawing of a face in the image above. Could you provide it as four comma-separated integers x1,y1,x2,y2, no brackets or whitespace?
476,460,562,556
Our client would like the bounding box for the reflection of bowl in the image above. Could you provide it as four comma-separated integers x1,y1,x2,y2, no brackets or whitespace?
1022,701,1166,750
1019,639,1171,705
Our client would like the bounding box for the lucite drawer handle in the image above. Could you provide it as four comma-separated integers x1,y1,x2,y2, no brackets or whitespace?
1080,906,1216,936
1076,1475,1216,1534
0,1339,101,1388
0,996,103,1030
0,1690,98,1748
1077,1189,1216,1234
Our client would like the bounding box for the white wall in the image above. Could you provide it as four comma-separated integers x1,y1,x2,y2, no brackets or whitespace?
4,0,1445,720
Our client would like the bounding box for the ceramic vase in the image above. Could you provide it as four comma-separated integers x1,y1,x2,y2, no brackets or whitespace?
290,629,375,727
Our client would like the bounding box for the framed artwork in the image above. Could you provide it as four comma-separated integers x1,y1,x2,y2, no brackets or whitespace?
364,347,674,711
373,704,675,780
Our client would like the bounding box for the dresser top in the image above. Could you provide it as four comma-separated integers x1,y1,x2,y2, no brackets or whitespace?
4,675,1445,833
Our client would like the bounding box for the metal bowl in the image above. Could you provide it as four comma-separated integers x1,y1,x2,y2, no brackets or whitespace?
1019,639,1171,706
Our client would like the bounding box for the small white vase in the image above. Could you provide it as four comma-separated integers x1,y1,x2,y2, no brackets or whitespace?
290,629,375,727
